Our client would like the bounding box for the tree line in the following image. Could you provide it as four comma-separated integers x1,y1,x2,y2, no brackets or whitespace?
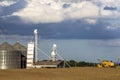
66,60,97,67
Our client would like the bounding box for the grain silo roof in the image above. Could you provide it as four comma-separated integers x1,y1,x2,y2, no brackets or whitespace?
13,42,27,51
0,42,14,51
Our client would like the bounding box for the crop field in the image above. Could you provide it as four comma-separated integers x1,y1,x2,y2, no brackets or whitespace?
0,67,120,80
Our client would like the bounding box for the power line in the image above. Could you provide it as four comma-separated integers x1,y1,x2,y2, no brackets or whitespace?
37,46,51,60
57,53,71,67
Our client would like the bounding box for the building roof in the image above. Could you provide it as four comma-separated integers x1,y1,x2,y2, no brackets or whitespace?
34,60,63,65
0,42,14,51
0,42,27,56
13,42,27,51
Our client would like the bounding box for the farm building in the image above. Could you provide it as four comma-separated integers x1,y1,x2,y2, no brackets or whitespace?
33,60,65,68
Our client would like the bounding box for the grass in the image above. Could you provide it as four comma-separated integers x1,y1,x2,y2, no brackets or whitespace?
0,67,120,80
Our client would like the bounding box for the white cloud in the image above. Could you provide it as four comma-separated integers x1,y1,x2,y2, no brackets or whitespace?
10,0,120,23
106,23,120,30
12,0,99,23
84,18,97,24
94,0,120,17
0,0,17,7
65,1,99,19
101,8,114,16
106,26,115,30
12,0,64,23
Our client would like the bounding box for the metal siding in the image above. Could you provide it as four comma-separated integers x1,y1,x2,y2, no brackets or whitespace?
0,50,21,69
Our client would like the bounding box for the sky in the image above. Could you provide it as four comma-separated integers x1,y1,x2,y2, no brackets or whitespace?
0,0,120,62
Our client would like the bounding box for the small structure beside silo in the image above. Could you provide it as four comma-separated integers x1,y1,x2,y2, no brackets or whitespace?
33,44,65,68
26,41,65,68
34,60,64,68
26,29,65,68
0,42,27,69
26,42,35,69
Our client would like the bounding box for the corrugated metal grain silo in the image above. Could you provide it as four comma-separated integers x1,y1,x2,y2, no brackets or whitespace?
0,42,21,69
13,42,27,56
13,42,27,68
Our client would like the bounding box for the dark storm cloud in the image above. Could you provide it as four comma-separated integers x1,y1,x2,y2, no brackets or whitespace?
36,19,120,39
0,16,35,36
0,15,120,39
104,6,117,11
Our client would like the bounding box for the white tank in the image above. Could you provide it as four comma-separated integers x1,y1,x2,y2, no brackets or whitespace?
51,44,57,61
